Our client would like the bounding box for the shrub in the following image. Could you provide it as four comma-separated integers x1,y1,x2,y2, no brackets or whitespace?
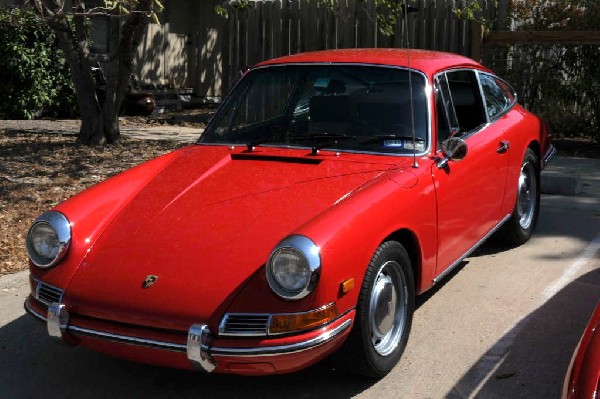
0,7,77,119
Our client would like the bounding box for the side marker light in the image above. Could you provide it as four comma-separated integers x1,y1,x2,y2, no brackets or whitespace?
341,278,355,294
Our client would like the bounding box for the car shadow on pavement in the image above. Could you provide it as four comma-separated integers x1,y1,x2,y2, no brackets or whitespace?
0,314,374,398
445,267,600,399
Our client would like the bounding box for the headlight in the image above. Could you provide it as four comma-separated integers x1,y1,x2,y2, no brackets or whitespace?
26,211,71,269
266,235,320,300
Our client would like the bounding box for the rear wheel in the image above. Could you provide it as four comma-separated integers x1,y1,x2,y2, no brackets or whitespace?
333,241,415,378
497,148,540,245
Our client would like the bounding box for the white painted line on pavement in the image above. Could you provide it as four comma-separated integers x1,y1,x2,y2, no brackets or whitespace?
541,235,600,301
468,232,600,399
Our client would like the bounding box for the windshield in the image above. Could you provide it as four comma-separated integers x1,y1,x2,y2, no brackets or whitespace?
200,65,429,154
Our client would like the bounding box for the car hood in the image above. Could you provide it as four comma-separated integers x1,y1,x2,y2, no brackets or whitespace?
65,146,403,329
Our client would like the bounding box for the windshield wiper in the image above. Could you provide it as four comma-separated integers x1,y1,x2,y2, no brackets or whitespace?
245,138,281,151
245,133,357,155
295,133,357,155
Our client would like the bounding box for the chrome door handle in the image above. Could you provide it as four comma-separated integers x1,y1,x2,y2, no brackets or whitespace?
497,140,510,154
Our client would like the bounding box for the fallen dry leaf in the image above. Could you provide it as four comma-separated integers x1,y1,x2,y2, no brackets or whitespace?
0,130,186,275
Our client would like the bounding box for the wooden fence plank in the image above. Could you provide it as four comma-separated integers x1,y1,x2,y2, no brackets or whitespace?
437,0,448,51
272,0,281,59
281,0,290,55
305,0,318,51
427,0,438,50
289,0,300,54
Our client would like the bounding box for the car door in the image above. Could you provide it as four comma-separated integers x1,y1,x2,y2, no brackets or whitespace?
432,69,509,279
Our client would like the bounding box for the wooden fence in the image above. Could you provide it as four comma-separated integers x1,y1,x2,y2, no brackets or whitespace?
220,0,500,91
481,30,600,139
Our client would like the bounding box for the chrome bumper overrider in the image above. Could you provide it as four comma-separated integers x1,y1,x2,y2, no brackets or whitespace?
24,299,352,373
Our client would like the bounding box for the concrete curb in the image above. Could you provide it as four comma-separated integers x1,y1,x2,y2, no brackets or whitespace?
541,174,581,196
541,155,600,198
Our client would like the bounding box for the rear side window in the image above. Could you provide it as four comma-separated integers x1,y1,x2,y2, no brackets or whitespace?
478,73,516,119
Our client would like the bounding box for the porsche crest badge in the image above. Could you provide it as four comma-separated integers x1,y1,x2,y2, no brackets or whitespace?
142,275,158,289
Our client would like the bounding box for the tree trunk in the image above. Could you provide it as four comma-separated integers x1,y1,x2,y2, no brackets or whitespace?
34,0,154,146
78,16,122,146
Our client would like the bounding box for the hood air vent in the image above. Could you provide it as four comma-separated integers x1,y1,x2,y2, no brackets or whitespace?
231,153,322,164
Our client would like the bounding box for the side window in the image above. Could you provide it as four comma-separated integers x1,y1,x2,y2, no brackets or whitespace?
445,70,487,133
478,73,515,119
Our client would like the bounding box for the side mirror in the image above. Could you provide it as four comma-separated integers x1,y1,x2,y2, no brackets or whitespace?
437,137,468,168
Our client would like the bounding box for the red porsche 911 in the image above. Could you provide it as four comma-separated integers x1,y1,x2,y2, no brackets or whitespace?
563,303,600,399
24,49,555,377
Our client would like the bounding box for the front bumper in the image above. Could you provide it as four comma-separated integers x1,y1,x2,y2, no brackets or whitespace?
25,296,353,375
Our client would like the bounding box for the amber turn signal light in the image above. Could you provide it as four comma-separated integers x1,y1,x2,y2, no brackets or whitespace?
268,303,338,335
340,278,355,294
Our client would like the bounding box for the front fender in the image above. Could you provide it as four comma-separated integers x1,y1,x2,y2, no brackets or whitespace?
297,167,437,314
218,166,437,321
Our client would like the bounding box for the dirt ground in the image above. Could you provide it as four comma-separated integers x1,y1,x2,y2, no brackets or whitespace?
0,131,186,274
0,112,598,275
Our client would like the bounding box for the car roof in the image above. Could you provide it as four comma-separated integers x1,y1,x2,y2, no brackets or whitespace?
255,48,491,76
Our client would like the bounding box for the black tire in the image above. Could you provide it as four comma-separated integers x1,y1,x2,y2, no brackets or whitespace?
497,148,540,245
332,241,415,378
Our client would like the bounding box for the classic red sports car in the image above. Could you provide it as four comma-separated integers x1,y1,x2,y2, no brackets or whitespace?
563,303,600,399
25,49,555,377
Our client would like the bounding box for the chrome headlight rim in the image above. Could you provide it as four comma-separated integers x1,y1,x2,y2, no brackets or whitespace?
266,235,321,301
26,211,71,269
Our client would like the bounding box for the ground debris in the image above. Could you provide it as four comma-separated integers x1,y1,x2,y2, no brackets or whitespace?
0,130,185,275
495,371,516,380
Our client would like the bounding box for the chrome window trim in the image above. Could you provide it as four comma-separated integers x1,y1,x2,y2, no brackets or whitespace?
434,74,460,138
199,62,433,158
460,122,492,141
475,70,491,124
24,298,352,358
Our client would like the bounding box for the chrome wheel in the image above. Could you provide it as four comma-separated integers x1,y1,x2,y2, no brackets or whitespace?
495,149,540,246
516,162,537,230
332,241,414,377
368,260,407,356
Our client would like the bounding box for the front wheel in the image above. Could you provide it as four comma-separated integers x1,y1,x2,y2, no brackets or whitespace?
332,241,415,378
497,148,540,245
